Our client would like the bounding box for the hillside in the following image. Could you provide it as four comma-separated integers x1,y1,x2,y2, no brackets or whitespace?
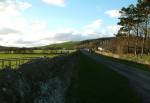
0,41,80,50
41,41,80,50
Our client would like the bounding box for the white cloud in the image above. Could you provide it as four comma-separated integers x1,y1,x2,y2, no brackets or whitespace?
105,9,120,18
0,16,120,47
106,25,121,34
84,19,103,30
83,19,103,35
42,0,65,7
0,0,32,29
0,0,120,47
0,0,31,12
81,19,120,37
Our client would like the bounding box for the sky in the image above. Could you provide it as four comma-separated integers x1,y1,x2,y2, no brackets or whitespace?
0,0,137,47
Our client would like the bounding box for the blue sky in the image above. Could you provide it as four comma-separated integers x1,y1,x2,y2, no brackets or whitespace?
0,0,137,47
24,0,136,29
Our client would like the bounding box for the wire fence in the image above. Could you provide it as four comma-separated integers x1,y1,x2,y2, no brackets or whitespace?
0,50,75,69
0,57,41,69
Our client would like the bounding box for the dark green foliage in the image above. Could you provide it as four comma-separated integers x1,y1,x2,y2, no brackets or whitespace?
117,0,150,55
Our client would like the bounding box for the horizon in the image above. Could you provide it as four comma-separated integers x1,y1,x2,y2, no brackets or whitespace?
0,0,136,47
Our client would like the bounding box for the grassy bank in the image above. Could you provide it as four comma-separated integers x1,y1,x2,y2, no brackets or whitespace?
95,51,149,71
66,52,139,103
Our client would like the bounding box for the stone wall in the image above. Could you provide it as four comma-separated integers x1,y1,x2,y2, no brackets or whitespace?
0,54,77,103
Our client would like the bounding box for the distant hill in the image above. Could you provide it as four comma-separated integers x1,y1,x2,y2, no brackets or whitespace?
0,41,80,50
40,41,80,50
0,46,6,49
0,46,26,50
0,37,115,50
0,46,14,49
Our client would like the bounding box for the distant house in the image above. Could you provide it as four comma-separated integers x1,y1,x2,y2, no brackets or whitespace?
98,47,104,51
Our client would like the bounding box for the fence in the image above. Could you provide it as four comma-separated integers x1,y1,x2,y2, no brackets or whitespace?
0,50,76,69
0,57,41,69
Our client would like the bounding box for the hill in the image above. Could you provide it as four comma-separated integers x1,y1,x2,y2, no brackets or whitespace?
41,41,80,50
0,41,80,50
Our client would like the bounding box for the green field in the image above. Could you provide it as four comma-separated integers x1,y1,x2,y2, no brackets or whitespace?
0,54,57,69
41,41,79,49
66,52,139,103
0,53,57,59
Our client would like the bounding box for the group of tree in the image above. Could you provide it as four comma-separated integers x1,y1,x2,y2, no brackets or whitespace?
117,0,150,55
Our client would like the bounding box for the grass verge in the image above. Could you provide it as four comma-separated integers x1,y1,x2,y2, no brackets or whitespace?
95,53,150,72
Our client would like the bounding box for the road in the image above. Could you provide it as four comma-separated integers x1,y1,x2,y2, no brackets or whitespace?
82,51,150,103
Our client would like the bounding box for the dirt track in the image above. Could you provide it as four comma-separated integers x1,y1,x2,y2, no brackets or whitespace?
82,51,150,103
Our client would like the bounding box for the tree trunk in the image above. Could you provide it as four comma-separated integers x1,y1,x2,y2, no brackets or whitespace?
141,37,145,55
134,38,137,56
134,25,139,56
127,31,130,54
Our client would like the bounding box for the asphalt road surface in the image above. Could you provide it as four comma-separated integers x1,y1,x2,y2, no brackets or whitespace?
82,51,150,103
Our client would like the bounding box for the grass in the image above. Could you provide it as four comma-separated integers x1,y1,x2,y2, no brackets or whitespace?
95,52,150,72
66,52,140,103
0,53,57,69
41,41,79,49
122,54,150,64
0,53,57,59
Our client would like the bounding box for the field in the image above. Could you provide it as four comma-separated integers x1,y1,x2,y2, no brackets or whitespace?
66,52,139,103
0,53,58,69
0,50,76,69
0,53,57,59
0,52,77,103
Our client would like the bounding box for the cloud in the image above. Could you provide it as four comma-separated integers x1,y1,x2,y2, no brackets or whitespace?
42,0,65,7
106,25,121,35
0,0,120,47
83,19,103,35
82,19,120,37
0,28,20,35
0,0,31,12
41,19,120,45
105,9,120,18
84,19,103,30
0,17,120,47
0,0,32,29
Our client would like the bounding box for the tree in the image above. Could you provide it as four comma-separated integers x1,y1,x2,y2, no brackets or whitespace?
118,5,137,54
117,0,150,55
137,0,150,55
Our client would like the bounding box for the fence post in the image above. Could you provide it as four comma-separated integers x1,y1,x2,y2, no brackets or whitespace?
9,60,11,68
22,59,24,64
0,57,39,69
19,59,20,66
16,59,18,68
1,60,4,69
